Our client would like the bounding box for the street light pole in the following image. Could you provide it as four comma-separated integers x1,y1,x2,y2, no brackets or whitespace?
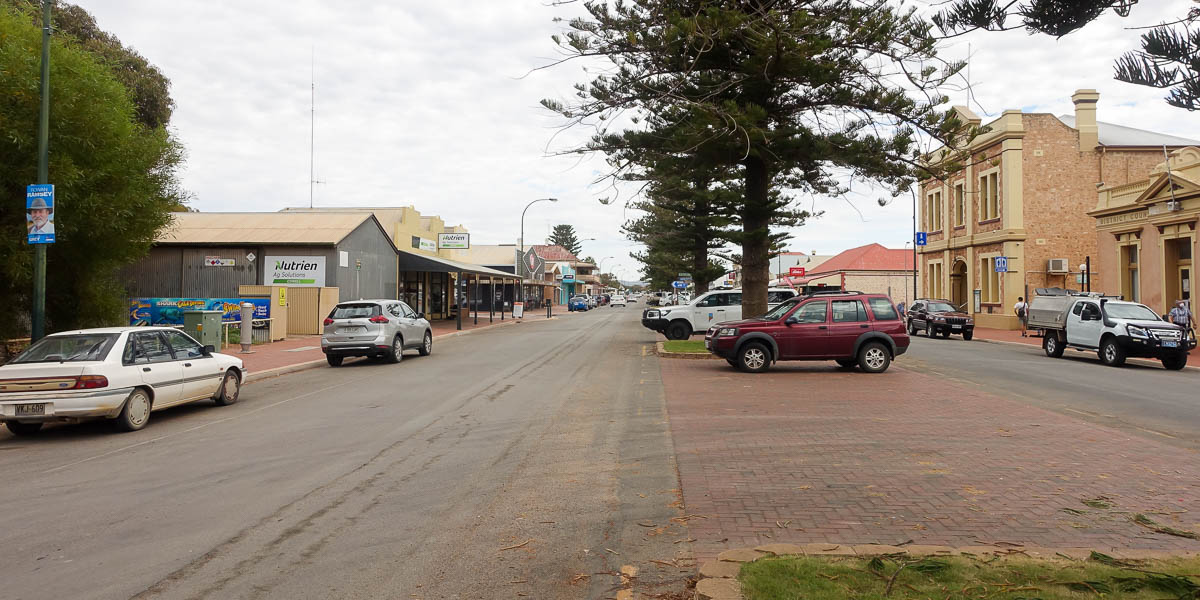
31,0,52,342
520,198,558,310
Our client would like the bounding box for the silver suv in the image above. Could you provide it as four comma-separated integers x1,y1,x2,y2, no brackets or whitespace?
321,300,432,366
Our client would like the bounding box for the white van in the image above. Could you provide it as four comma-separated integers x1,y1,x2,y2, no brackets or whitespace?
640,288,798,340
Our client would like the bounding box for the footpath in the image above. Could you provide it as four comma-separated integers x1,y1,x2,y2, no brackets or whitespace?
239,309,566,382
971,327,1200,369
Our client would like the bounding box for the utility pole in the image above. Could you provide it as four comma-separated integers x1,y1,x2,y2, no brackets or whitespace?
31,0,52,342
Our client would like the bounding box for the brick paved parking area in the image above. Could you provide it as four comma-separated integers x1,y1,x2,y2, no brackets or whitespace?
660,360,1200,562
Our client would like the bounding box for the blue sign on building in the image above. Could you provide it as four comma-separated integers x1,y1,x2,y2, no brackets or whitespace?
915,232,927,246
26,184,55,244
995,256,1008,273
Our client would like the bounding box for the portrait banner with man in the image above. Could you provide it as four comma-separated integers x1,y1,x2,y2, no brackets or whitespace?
26,184,55,244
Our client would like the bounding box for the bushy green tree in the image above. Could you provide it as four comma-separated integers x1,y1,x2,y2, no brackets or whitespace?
548,224,584,256
0,6,186,337
544,0,970,317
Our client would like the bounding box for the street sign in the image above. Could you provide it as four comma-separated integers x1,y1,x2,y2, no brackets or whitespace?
788,266,806,277
915,232,927,246
26,184,55,244
994,256,1008,273
671,281,687,289
678,272,692,280
246,252,256,262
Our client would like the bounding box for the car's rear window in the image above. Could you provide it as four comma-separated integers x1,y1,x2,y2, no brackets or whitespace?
10,334,119,364
329,303,381,319
867,298,899,320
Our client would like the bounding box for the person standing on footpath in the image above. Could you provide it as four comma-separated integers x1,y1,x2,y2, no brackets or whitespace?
1014,296,1029,337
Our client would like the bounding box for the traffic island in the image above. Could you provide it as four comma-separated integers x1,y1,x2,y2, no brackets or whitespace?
657,340,720,359
696,544,1200,600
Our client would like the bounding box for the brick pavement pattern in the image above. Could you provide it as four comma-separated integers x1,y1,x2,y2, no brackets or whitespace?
660,360,1200,562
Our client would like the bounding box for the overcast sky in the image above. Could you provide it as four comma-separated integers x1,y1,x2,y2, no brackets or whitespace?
80,1,1198,282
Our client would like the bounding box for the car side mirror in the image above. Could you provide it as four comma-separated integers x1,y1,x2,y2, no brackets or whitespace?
785,316,798,325
416,312,424,320
202,344,215,356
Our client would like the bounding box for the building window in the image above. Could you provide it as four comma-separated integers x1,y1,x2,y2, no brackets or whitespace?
925,190,943,232
954,183,965,227
926,261,944,298
979,171,999,221
980,256,1001,303
1120,244,1139,302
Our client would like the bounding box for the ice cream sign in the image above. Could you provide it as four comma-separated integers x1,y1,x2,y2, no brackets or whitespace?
266,255,325,287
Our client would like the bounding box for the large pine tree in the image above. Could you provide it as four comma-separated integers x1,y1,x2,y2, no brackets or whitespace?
548,224,583,256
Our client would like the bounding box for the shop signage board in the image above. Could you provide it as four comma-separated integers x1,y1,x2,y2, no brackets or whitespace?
26,184,55,244
516,247,546,279
789,266,806,277
438,233,470,249
130,298,269,326
266,255,325,286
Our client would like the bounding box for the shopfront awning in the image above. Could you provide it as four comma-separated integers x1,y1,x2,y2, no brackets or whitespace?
397,249,518,279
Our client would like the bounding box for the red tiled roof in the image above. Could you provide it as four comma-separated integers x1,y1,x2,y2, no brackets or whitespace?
809,243,913,274
531,244,579,262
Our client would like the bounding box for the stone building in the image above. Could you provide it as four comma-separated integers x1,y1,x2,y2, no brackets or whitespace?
790,243,914,301
1092,146,1200,314
918,89,1197,329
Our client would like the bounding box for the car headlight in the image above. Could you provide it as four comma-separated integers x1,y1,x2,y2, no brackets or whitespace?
718,327,739,337
932,315,945,322
1127,325,1149,338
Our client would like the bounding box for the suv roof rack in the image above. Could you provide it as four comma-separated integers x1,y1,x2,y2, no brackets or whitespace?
803,289,865,297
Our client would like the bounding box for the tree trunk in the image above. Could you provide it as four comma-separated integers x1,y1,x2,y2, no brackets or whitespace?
740,157,771,318
693,188,710,295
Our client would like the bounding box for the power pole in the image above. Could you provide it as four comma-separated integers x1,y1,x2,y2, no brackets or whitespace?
31,0,52,342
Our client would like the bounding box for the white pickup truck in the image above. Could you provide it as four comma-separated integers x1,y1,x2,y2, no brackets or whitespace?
641,288,798,340
1028,291,1194,370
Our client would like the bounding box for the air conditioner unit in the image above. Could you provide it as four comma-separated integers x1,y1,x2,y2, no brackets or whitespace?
1047,258,1069,273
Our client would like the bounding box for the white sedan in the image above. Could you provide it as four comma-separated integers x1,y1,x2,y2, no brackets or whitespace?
610,295,627,307
0,327,246,435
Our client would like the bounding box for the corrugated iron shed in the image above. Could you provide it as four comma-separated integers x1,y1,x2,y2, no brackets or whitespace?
156,212,376,246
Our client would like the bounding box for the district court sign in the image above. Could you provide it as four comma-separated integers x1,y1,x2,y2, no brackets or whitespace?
266,255,325,287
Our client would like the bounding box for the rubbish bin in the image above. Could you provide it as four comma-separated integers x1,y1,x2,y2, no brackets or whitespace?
183,310,222,348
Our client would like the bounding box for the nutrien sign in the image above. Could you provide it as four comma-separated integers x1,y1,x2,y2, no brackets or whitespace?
266,256,325,287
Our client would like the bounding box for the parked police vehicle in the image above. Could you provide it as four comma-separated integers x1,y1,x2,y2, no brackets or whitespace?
641,288,799,340
1028,288,1194,370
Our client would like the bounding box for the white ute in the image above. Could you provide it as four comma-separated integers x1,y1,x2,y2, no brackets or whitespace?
640,288,798,340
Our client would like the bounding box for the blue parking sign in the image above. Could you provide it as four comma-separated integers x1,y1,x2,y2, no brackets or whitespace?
26,184,55,244
915,232,927,246
995,256,1008,272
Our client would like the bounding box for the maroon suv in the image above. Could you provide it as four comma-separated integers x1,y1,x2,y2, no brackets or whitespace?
704,291,910,373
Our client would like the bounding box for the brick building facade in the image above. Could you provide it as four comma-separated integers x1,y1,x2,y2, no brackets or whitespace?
919,89,1196,329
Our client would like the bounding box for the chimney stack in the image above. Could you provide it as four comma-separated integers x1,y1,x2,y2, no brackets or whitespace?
1072,89,1100,152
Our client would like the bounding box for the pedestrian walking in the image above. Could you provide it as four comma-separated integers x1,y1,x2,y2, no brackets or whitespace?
896,301,906,318
1014,296,1029,337
1169,299,1192,331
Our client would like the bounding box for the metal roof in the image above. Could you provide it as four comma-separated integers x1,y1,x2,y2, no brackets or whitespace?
156,212,379,245
1056,115,1200,147
397,248,519,279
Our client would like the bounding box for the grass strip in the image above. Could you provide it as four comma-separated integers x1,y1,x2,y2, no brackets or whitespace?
662,340,708,353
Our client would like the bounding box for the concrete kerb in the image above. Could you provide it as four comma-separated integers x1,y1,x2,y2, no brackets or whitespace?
973,336,1200,372
694,543,1200,600
244,316,560,385
655,341,721,360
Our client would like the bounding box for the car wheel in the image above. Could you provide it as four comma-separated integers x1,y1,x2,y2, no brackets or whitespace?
737,342,771,373
1099,337,1126,367
213,369,241,406
326,354,344,367
1162,354,1188,371
962,331,973,341
5,421,43,436
857,342,891,373
835,358,857,369
666,321,691,341
418,331,433,356
113,388,152,432
1043,335,1064,358
725,358,738,367
386,335,403,364
906,321,916,335
940,329,951,339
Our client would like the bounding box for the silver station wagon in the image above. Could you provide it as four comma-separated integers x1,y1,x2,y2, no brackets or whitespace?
321,300,433,366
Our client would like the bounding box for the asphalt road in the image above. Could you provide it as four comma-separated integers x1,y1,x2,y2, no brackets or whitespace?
0,307,693,600
903,334,1200,450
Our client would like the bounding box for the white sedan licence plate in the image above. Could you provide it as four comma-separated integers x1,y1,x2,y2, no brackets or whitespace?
16,404,46,416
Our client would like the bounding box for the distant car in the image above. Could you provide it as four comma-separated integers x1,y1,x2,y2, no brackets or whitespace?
611,295,627,307
0,327,245,435
569,296,589,311
906,299,974,340
706,291,910,373
587,296,599,309
322,299,432,366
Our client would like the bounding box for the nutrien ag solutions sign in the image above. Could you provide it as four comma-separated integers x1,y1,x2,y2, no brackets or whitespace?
267,256,325,287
